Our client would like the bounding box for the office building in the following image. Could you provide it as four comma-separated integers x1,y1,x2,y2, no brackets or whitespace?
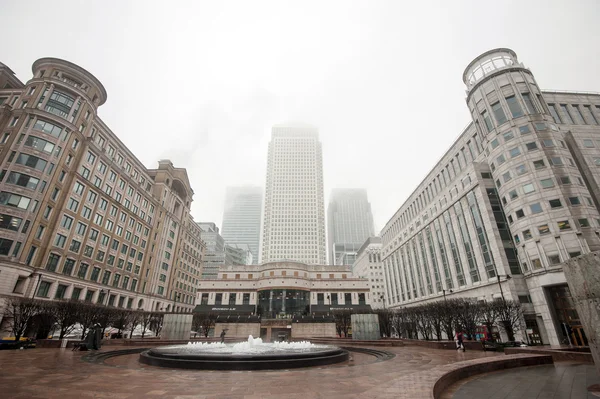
352,237,384,308
198,222,226,279
0,58,203,326
221,186,262,264
327,188,375,265
380,49,600,346
260,124,326,264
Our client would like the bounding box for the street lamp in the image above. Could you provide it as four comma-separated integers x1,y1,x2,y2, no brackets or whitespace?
29,272,42,299
496,274,512,307
99,289,111,306
442,289,453,303
174,292,181,313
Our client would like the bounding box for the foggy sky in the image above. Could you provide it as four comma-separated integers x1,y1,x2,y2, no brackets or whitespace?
3,0,599,233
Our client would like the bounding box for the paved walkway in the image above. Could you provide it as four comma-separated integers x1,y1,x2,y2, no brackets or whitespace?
443,363,600,399
0,345,498,399
0,345,594,399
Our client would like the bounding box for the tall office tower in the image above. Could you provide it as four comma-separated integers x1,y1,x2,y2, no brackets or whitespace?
380,48,600,346
327,188,375,265
221,186,262,264
260,124,326,264
198,222,226,279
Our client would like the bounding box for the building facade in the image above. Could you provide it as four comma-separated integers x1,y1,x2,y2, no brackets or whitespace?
195,261,371,319
225,243,252,265
352,237,384,309
198,222,226,279
380,49,600,346
221,186,262,264
327,188,375,265
260,124,326,264
0,58,203,328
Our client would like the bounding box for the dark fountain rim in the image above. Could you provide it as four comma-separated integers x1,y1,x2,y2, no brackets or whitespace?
139,345,350,370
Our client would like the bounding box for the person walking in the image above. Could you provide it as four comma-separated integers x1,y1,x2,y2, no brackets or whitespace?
456,331,465,352
220,329,226,344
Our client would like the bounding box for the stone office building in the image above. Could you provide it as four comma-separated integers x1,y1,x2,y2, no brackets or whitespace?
0,58,204,328
194,260,372,319
380,49,600,346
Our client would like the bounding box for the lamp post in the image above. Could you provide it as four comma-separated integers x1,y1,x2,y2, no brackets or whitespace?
442,289,453,303
496,274,512,307
29,272,42,299
99,289,111,306
173,292,181,313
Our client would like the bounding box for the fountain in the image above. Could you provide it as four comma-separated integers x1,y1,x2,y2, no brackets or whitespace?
139,335,349,370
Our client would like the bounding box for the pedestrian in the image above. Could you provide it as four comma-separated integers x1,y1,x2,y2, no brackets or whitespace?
456,331,465,352
220,329,226,344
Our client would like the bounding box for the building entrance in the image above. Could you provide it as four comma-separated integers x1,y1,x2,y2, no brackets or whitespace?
548,284,588,346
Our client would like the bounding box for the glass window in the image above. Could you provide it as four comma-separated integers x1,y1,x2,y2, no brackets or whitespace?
549,199,562,208
492,102,507,125
509,147,521,158
538,224,550,235
559,104,574,124
523,229,532,240
530,203,543,214
550,157,563,166
506,96,523,117
540,178,554,188
523,183,535,194
583,139,594,148
526,142,538,151
569,196,581,206
482,110,493,132
515,164,527,175
519,125,531,134
548,104,562,123
521,93,536,114
516,209,525,219
558,220,571,230
542,139,555,148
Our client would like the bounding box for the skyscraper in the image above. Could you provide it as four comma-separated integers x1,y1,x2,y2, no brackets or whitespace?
260,124,326,264
221,186,262,264
327,189,375,265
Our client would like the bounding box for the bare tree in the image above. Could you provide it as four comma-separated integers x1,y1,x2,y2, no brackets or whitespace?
413,306,433,340
441,300,458,340
332,310,352,338
192,313,215,338
53,300,81,339
374,308,393,338
149,312,164,337
480,300,502,341
79,302,100,340
30,300,57,340
2,297,40,342
200,313,217,338
96,305,117,336
111,309,131,338
427,302,445,340
128,311,142,339
455,298,481,340
139,311,153,338
497,300,524,341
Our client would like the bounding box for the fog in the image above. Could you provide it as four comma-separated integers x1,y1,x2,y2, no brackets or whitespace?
3,0,599,232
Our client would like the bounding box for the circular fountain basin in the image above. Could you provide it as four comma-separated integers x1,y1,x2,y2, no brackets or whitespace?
139,336,349,370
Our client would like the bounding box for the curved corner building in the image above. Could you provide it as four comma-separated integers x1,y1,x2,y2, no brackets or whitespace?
381,49,600,346
0,59,204,319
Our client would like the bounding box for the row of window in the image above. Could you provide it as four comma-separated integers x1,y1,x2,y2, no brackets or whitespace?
45,253,139,291
548,103,600,126
514,218,599,244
